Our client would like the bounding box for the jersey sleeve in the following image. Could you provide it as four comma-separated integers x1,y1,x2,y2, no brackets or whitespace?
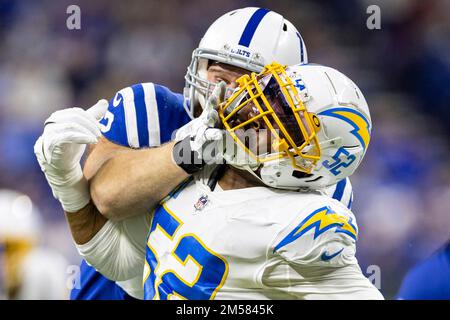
262,199,382,299
260,263,383,299
99,83,190,148
270,199,359,268
76,213,150,282
322,177,354,209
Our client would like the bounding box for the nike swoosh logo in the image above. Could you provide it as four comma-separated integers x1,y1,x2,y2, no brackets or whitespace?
113,93,122,107
321,248,344,261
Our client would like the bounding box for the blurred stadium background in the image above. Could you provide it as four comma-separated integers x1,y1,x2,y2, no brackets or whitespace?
0,0,448,299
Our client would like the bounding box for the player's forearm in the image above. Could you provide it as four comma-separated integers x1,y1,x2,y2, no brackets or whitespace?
90,141,189,221
65,202,108,245
72,208,149,282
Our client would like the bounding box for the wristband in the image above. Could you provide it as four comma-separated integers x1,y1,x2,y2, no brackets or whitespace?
172,136,205,174
43,164,91,213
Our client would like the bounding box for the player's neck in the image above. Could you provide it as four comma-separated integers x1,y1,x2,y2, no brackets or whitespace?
218,166,266,190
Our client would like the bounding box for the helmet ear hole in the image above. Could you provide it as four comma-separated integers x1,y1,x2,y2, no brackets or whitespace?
292,171,312,179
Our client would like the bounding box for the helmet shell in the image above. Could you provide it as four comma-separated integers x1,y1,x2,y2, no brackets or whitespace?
184,7,308,118
259,64,372,189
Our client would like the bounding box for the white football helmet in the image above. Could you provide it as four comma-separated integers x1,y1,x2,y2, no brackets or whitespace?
184,7,308,119
219,62,372,190
0,189,42,299
0,189,41,242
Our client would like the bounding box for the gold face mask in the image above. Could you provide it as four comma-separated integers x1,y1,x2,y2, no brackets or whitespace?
219,62,321,173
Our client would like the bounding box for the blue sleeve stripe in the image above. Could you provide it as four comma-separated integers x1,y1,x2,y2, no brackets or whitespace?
347,191,353,209
296,32,305,63
131,84,149,148
121,87,140,148
142,83,161,147
238,8,270,47
332,178,347,202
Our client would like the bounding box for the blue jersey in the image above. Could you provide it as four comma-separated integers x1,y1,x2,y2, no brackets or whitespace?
71,83,190,300
100,83,190,148
397,241,450,300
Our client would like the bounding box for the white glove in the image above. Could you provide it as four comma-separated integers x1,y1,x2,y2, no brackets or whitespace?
174,81,226,170
34,100,108,212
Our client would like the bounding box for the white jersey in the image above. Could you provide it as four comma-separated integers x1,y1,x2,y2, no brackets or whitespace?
142,170,381,300
77,169,375,300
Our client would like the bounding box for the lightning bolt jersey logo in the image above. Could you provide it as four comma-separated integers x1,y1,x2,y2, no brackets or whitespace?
319,107,371,151
274,206,358,253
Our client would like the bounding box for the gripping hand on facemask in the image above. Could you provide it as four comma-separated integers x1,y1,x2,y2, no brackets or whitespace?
173,81,226,174
34,100,109,213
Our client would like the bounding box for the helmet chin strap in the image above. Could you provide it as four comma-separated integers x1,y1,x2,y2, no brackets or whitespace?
223,145,297,190
223,140,331,191
233,161,307,191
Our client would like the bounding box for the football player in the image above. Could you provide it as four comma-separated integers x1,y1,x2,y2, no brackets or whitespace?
0,190,69,299
66,63,382,299
397,240,450,299
34,8,351,299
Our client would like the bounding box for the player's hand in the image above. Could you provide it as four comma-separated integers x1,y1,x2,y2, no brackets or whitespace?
175,81,225,142
173,82,226,173
34,100,108,212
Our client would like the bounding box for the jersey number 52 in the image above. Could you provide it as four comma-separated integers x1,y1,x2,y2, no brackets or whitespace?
144,204,228,300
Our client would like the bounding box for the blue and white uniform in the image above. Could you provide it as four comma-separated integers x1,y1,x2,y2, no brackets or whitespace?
73,82,354,300
142,170,379,299
323,178,354,210
71,83,190,300
76,166,379,300
99,83,190,148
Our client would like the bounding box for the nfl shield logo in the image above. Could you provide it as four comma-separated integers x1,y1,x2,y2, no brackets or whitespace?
194,195,209,212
